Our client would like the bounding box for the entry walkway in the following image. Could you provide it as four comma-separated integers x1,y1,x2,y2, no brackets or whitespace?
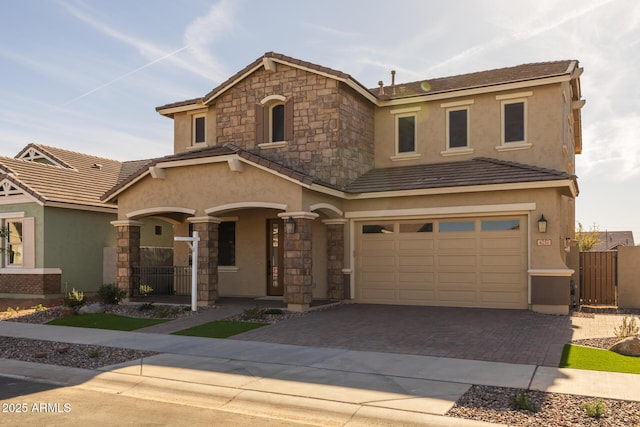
0,321,638,426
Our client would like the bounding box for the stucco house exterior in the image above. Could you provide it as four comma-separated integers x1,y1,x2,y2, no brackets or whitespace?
0,144,169,299
104,52,585,315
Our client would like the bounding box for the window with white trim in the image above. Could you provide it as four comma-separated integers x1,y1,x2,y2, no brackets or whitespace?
447,108,468,149
270,103,285,143
3,219,23,266
192,113,206,145
503,101,525,143
256,95,293,147
396,114,416,154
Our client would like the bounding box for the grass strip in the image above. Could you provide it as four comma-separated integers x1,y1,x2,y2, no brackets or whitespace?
560,344,640,374
172,320,266,338
47,313,169,331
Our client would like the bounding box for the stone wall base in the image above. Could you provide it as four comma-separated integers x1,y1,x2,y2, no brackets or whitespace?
0,274,62,295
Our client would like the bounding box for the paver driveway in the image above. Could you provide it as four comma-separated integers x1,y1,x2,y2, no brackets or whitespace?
232,304,607,366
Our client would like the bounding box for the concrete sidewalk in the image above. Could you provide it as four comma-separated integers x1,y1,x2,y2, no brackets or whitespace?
1,321,639,426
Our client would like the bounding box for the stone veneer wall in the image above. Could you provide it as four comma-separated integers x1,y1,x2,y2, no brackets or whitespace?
214,64,375,188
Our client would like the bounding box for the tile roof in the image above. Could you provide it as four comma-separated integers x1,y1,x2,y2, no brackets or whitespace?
156,52,578,111
373,60,577,100
101,144,328,201
590,231,636,251
0,144,121,209
345,158,576,193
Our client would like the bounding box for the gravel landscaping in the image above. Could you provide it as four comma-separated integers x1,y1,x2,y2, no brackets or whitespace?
1,304,639,425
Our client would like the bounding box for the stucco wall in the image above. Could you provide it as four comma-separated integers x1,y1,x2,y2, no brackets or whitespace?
618,246,640,309
44,207,116,293
374,84,571,173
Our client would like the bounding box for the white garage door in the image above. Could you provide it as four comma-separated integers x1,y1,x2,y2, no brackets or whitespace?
356,216,527,309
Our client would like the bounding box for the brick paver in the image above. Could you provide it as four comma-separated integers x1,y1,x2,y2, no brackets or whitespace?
232,304,634,366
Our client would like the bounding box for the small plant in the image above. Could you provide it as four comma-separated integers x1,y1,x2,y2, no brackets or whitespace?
97,284,127,305
64,288,85,308
88,348,102,359
241,306,266,321
614,316,639,339
31,304,46,312
264,308,283,315
582,399,607,418
139,284,154,296
138,302,155,311
510,390,537,412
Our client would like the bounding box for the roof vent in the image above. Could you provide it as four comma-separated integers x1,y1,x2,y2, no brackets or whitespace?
378,81,385,96
91,163,103,170
391,70,396,95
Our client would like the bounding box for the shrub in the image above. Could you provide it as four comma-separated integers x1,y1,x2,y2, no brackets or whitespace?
97,284,127,305
31,304,46,312
64,288,85,308
241,306,265,320
139,284,154,296
613,316,639,339
88,348,102,359
510,390,537,412
264,308,283,315
582,399,606,418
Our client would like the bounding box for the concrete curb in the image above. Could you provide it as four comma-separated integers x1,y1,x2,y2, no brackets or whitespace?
0,358,501,427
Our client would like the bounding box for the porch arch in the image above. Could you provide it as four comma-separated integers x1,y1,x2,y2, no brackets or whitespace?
309,203,343,219
126,206,196,224
205,201,287,215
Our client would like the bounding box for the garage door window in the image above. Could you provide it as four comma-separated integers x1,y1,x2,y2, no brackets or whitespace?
362,224,394,234
399,223,433,233
439,221,474,232
481,219,520,231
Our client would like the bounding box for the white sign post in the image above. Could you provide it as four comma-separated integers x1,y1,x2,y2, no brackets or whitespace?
174,231,199,312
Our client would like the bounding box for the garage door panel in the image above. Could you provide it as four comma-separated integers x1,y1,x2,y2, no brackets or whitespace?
398,289,435,302
360,288,396,301
398,256,434,267
438,290,477,304
399,239,435,251
438,255,477,267
479,291,525,305
438,271,477,284
361,255,395,268
398,271,435,285
480,272,524,285
480,255,523,267
361,240,395,251
438,238,476,250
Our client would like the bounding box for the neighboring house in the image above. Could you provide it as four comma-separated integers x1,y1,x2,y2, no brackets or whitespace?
104,52,585,315
590,231,635,251
0,144,169,299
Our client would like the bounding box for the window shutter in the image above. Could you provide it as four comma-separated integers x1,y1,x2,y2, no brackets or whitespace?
284,97,294,141
255,104,264,144
22,217,35,268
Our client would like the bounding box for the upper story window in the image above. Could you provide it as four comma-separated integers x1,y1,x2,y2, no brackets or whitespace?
447,108,468,149
389,106,421,161
496,92,532,151
257,95,293,148
440,99,474,156
192,113,206,145
504,102,525,142
270,104,285,142
397,115,416,153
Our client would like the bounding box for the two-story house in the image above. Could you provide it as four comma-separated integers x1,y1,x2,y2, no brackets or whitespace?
104,52,584,315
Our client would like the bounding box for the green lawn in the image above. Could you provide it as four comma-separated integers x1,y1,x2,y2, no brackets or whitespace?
172,320,266,338
560,344,640,374
47,314,170,331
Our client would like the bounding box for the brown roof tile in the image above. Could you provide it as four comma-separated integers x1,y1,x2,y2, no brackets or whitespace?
373,60,576,100
0,144,122,209
345,157,576,193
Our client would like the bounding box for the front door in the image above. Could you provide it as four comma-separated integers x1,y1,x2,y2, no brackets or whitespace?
267,219,284,296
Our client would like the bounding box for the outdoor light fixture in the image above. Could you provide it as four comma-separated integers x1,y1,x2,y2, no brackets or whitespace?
537,214,548,233
285,217,296,234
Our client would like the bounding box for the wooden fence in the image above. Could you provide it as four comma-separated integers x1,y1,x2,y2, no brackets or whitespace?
579,251,617,306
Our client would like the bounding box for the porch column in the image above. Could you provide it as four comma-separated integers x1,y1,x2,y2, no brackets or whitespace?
111,220,143,298
188,216,221,305
323,219,347,300
279,211,319,312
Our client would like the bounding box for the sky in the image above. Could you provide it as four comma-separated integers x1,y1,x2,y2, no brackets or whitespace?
1,0,639,240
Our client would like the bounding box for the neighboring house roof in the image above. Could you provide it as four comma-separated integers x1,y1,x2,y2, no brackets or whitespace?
103,144,578,202
345,158,577,193
589,231,636,251
156,52,580,113
0,144,122,210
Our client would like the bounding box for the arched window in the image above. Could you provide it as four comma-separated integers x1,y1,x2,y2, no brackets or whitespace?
256,95,293,145
271,104,285,142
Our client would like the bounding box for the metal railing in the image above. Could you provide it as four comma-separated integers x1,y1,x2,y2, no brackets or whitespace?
133,266,192,296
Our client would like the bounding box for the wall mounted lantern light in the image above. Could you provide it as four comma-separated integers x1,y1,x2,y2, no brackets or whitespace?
537,214,548,233
285,217,296,234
